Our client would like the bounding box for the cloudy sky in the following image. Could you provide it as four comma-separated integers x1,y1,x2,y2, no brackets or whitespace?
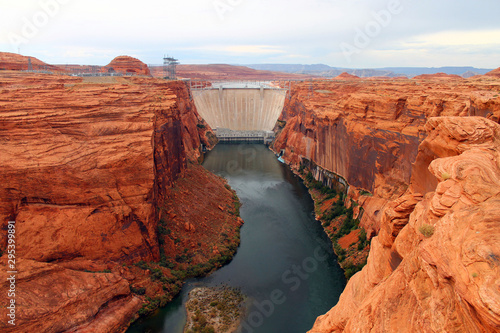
1,0,499,68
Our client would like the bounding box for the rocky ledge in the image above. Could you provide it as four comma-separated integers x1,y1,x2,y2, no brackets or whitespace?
0,71,239,332
184,286,246,333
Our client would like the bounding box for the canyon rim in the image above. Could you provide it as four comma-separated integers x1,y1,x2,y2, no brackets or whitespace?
0,51,499,333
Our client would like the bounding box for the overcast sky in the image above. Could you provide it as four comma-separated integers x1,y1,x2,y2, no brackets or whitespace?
0,0,499,68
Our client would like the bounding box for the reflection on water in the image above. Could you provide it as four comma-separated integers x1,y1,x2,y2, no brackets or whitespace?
127,144,345,333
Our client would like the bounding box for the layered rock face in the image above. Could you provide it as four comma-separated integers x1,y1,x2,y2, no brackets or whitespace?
485,67,500,78
310,116,500,333
274,78,500,233
0,74,197,263
0,72,220,332
0,52,62,71
412,72,464,80
272,77,500,332
102,56,151,76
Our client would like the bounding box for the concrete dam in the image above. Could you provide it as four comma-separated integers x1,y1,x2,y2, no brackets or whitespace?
191,81,288,142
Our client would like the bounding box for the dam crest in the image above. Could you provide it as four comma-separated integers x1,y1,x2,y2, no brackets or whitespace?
190,81,289,142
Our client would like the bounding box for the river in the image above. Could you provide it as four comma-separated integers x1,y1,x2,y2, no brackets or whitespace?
127,144,345,333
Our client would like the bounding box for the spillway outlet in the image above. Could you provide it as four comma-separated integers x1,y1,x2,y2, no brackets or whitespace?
214,128,275,144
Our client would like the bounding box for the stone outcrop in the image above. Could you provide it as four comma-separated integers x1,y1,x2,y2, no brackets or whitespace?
485,67,500,78
274,78,500,234
309,117,500,332
413,72,463,80
102,56,151,76
0,74,192,264
334,72,360,80
0,71,233,332
272,76,500,332
0,259,142,333
0,52,62,72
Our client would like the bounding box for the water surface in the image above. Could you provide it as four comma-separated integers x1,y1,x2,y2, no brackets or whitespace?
128,144,345,333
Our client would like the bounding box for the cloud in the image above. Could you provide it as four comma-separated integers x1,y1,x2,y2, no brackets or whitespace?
215,45,285,55
411,29,500,47
0,0,499,67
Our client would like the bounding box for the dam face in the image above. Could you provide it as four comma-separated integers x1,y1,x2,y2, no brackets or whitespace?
191,82,287,141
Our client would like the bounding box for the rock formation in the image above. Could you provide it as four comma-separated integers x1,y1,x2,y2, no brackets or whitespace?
0,52,62,72
184,286,245,333
1,53,499,332
271,77,500,332
102,55,151,76
413,72,464,80
333,72,360,80
485,67,500,78
309,116,500,332
274,78,500,234
0,71,236,332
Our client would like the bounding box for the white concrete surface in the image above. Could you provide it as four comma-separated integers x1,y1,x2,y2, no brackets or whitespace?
192,88,286,131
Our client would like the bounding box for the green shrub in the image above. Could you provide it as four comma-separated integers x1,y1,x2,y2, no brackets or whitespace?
306,172,314,183
320,186,336,196
171,270,187,280
150,268,164,281
359,189,372,196
134,260,150,270
158,225,169,235
298,164,305,174
175,254,189,263
130,286,146,295
343,259,366,280
357,229,368,250
419,224,435,237
333,242,346,257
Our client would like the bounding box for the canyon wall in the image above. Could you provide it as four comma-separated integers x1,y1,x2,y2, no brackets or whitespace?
310,116,500,333
272,77,500,332
0,72,227,332
274,77,500,233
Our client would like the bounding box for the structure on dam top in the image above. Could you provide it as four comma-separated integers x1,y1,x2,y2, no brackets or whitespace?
191,81,287,143
163,56,179,80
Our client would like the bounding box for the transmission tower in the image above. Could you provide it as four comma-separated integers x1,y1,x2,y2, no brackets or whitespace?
163,55,179,80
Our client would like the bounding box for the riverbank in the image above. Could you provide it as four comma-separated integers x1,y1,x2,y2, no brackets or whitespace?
127,163,244,327
304,174,369,280
129,143,345,333
0,72,248,333
273,150,369,279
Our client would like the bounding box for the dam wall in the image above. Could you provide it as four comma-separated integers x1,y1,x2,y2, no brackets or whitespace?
192,85,287,132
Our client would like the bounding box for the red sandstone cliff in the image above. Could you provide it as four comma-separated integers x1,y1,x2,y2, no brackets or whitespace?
413,72,464,80
274,79,500,234
0,72,235,332
309,117,500,332
334,72,360,80
485,67,500,78
0,52,62,72
102,56,151,76
272,77,500,332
